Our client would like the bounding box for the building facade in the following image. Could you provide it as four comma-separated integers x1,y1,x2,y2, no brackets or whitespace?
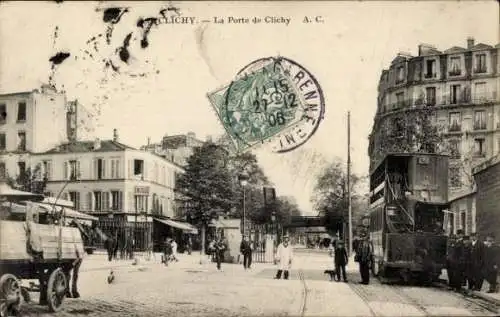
140,132,205,167
29,132,185,250
369,38,500,195
446,189,477,236
0,85,71,180
473,154,500,240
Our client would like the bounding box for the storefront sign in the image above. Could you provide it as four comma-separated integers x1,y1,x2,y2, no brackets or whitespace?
127,215,152,223
134,186,150,195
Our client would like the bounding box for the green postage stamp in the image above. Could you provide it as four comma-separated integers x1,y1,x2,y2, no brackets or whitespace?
208,56,325,154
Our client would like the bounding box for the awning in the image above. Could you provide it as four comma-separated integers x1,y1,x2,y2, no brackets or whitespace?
154,218,198,234
34,203,98,221
0,182,44,202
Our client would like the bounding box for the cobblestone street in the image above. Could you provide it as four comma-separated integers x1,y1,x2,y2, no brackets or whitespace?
14,249,500,316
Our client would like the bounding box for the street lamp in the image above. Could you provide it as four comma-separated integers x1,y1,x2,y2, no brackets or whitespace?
238,172,249,237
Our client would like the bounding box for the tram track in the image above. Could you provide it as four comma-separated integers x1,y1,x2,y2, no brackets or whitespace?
297,269,309,317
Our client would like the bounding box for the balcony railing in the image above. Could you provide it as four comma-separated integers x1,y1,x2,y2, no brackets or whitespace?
424,73,437,79
473,68,487,74
473,123,487,131
448,124,462,132
448,70,462,76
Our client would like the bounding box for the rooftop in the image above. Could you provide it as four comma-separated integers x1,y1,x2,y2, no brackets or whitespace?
42,139,135,154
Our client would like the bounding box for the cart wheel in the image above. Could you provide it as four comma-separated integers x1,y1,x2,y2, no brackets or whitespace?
46,268,67,313
0,274,22,317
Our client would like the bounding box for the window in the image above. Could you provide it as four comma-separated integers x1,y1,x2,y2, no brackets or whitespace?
450,85,461,104
44,191,53,197
102,192,109,211
17,102,26,122
0,162,5,178
110,159,120,179
69,191,80,210
449,56,461,76
95,158,106,179
449,112,461,132
448,139,461,158
17,132,26,151
93,191,102,211
475,54,487,73
449,167,461,188
474,110,486,130
474,138,486,157
0,134,5,150
474,82,487,102
111,191,122,211
42,160,52,180
135,195,148,213
425,59,436,78
425,87,436,106
395,92,404,108
460,211,466,231
0,104,6,123
396,66,405,83
64,160,80,180
133,159,144,176
17,161,26,182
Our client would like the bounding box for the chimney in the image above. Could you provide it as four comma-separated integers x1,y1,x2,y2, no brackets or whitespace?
467,37,475,49
147,137,151,146
418,43,437,56
187,132,196,138
113,129,119,142
93,138,101,150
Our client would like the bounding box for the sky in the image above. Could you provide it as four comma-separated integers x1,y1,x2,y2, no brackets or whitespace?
0,1,498,215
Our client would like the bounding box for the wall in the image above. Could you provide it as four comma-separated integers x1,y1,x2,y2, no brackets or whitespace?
474,161,500,240
448,193,476,235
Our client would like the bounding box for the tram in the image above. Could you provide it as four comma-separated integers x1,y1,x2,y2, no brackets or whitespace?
368,153,449,283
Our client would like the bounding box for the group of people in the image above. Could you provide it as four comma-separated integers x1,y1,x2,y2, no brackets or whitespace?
446,230,499,294
162,237,179,265
103,232,134,262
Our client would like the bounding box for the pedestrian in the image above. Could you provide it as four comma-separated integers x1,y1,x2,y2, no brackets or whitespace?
483,234,499,293
186,236,193,255
470,232,485,291
449,230,466,292
274,235,293,280
334,240,349,283
240,235,253,270
446,234,456,289
214,236,226,271
162,238,173,266
463,236,473,290
171,238,179,262
355,233,373,285
104,234,115,262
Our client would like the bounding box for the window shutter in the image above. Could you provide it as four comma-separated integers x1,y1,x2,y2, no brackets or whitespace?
128,192,134,213
102,159,107,179
63,161,68,180
75,192,80,210
128,160,133,178
76,161,81,179
143,161,147,180
87,192,92,211
118,191,123,210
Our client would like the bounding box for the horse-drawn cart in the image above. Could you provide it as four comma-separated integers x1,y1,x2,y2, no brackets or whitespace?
0,184,84,316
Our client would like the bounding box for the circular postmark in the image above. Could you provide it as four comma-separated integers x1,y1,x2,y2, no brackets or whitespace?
222,56,325,153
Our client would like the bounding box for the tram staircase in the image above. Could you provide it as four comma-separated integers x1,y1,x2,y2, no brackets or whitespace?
387,205,413,233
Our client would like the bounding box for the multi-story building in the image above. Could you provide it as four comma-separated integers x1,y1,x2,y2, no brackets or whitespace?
29,130,186,250
141,132,205,167
0,85,71,180
368,38,500,235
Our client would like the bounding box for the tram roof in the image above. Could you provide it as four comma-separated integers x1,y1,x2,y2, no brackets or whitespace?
370,152,449,174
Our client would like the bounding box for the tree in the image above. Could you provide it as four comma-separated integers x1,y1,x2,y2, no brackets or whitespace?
175,142,236,260
311,158,365,234
6,164,47,194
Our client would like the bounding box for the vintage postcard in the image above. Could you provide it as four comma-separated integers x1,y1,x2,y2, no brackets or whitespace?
0,1,499,316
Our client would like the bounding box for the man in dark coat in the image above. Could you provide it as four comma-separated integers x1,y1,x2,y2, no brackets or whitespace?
240,235,253,270
463,236,473,289
446,234,456,289
334,240,349,282
355,233,373,285
484,234,499,293
469,232,485,291
214,237,227,271
449,230,466,292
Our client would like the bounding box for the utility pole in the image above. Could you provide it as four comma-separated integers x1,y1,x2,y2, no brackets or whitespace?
347,111,353,256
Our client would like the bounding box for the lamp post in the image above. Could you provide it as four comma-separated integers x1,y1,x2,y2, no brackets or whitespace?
238,173,249,237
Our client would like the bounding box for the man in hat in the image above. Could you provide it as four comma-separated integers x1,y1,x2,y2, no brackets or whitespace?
275,235,293,280
469,232,485,291
355,232,373,285
334,240,349,282
483,234,499,293
240,234,253,270
449,229,466,292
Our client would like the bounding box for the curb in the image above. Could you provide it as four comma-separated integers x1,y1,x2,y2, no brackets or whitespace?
472,290,500,306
